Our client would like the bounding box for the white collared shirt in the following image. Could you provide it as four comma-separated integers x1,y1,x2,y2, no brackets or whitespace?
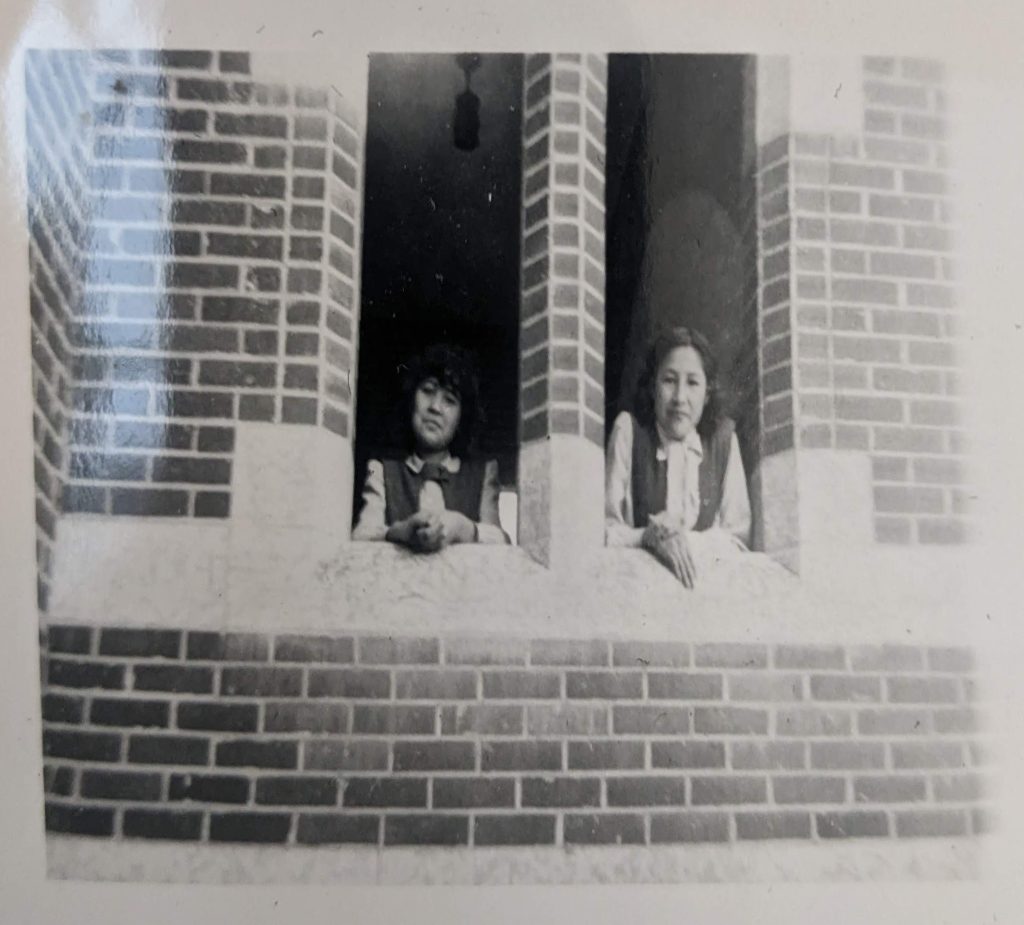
352,453,508,544
605,411,752,548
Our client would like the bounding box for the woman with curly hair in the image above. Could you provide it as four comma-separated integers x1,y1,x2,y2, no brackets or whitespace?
353,343,509,550
605,326,751,586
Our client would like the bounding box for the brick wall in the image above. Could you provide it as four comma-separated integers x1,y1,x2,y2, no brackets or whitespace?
26,50,91,610
519,53,607,448
757,57,969,545
27,50,361,526
41,626,987,846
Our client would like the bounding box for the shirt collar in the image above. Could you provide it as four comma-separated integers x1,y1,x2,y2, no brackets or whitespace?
654,424,703,462
406,453,461,474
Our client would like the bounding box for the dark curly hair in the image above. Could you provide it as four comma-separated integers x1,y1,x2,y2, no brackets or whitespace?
395,343,484,458
633,326,722,440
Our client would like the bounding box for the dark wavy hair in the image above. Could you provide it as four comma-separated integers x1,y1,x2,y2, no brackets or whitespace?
633,326,722,439
395,343,484,458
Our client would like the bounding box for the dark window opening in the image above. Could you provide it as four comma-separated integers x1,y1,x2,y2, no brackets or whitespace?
355,54,523,534
605,54,762,545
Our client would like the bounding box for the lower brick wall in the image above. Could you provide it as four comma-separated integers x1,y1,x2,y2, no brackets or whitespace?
40,625,988,847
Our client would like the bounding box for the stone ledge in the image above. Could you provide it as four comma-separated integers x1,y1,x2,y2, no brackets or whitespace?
49,513,980,646
47,833,982,884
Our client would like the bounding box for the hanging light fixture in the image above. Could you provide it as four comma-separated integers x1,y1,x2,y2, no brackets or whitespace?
453,53,481,151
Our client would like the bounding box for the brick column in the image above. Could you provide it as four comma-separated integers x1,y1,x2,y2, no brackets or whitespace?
34,49,367,622
755,56,970,584
517,54,607,568
25,50,91,610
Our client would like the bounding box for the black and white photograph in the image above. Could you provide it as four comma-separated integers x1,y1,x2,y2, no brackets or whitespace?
2,0,1022,920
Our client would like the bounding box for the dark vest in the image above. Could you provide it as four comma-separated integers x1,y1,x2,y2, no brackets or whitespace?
381,457,487,526
629,413,735,531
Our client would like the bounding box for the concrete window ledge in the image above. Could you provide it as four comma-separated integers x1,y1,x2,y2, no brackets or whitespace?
47,835,981,884
50,515,973,644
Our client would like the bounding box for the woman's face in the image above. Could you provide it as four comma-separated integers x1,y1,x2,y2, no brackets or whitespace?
411,376,462,454
653,345,708,441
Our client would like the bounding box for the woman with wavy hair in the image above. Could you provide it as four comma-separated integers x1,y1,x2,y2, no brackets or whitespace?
605,326,751,586
353,343,508,550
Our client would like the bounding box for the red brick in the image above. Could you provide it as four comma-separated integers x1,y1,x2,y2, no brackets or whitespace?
530,639,608,666
854,775,926,803
209,812,290,844
432,777,516,808
863,137,930,165
895,809,968,837
264,702,348,734
886,676,959,703
220,666,302,697
393,741,475,772
872,366,943,394
394,670,476,700
342,778,426,807
526,704,607,736
933,773,984,802
80,769,162,801
384,815,469,846
177,701,257,732
482,670,560,699
475,814,556,846
358,636,439,664
874,485,944,514
186,632,268,662
694,707,768,735
256,775,337,806
273,635,353,663
563,813,644,845
927,647,974,672
128,734,209,766
443,638,528,666
521,777,601,807
891,742,966,769
607,776,687,806
811,742,885,770
440,704,522,736
651,741,725,769
776,708,851,736
829,219,898,247
809,675,881,702
296,814,379,845
691,776,766,805
566,671,642,699
650,812,729,843
695,644,767,669
215,739,297,770
816,810,889,839
736,811,811,840
482,741,562,771
835,338,901,362
98,628,180,659
352,705,435,736
728,674,804,702
612,705,690,734
168,773,249,805
307,668,390,699
568,740,643,770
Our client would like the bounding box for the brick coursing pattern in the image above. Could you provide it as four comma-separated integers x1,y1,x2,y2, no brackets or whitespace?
519,54,607,448
26,50,92,611
40,626,988,847
26,50,362,526
757,57,969,544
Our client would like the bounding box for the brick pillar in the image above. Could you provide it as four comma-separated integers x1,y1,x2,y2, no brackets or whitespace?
517,54,607,568
25,50,91,611
39,49,368,621
755,56,970,584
